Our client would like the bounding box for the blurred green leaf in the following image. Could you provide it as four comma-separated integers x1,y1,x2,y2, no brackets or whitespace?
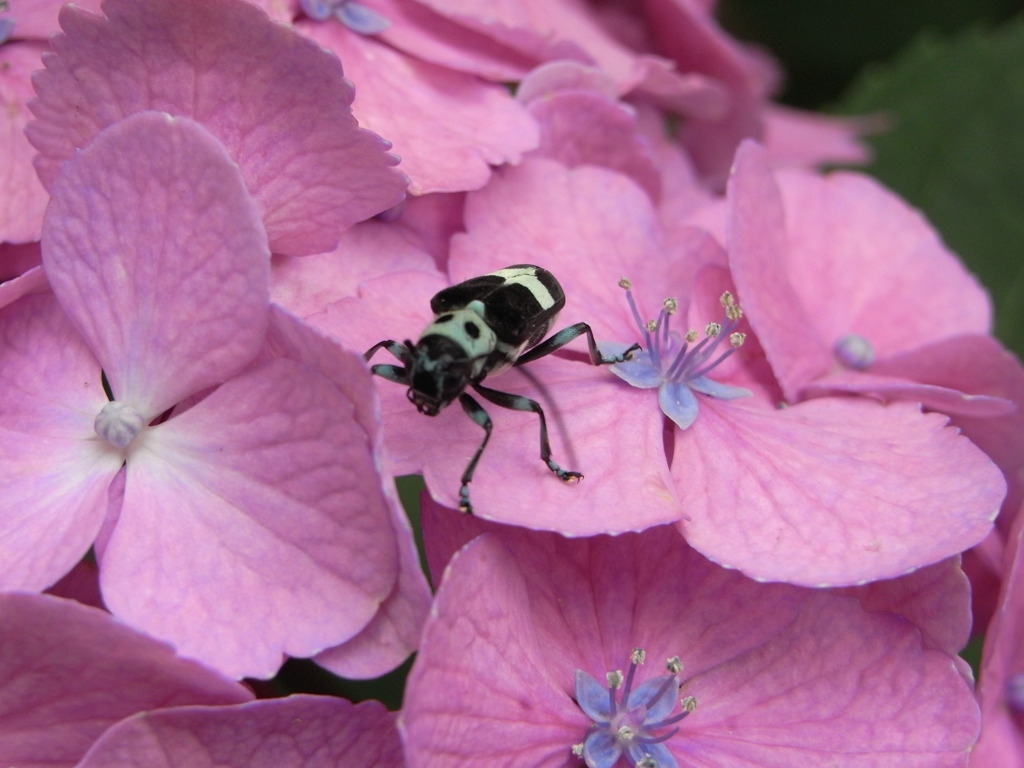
837,16,1024,356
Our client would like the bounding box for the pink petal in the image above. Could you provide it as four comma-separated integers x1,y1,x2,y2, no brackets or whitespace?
42,111,269,417
29,0,405,255
0,42,49,243
725,140,833,400
75,696,401,768
101,358,400,678
301,20,538,194
0,593,250,768
271,220,435,320
0,291,122,590
762,104,872,168
673,396,1004,585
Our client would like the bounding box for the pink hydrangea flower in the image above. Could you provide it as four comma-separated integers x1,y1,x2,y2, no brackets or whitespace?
0,111,414,678
402,500,981,767
27,0,406,256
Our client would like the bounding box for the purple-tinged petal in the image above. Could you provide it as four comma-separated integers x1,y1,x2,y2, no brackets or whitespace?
300,0,335,21
0,292,122,590
1,41,50,244
610,353,664,389
301,20,538,194
627,674,679,723
101,358,399,679
575,669,614,722
725,140,832,401
75,696,401,768
583,729,622,768
29,0,405,255
687,375,751,400
42,112,269,417
337,0,391,33
0,0,102,38
0,593,250,768
672,397,1004,586
658,380,700,429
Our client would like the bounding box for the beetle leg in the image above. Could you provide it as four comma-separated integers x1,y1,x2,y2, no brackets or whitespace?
456,392,493,515
514,322,640,367
364,339,411,365
471,381,583,485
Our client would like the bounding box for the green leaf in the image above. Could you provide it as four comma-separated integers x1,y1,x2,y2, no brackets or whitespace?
837,17,1024,357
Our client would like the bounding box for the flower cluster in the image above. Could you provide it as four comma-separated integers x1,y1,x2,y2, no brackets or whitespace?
0,0,1021,766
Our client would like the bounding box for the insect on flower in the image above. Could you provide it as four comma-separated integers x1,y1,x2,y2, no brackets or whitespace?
365,265,639,514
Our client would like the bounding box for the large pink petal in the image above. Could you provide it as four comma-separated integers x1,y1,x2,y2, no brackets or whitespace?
0,292,122,590
673,396,1004,585
75,696,401,768
0,42,49,243
301,20,538,194
42,112,269,416
101,359,400,678
0,593,250,768
29,0,405,255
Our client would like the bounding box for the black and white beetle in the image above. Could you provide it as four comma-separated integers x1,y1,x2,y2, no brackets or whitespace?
364,264,639,514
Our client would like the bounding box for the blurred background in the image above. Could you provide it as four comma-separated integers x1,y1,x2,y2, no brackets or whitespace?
719,0,1024,355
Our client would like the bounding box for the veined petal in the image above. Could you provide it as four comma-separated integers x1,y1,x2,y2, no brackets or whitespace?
583,729,623,768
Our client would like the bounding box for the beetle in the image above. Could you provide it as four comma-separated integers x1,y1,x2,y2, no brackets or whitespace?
364,264,639,514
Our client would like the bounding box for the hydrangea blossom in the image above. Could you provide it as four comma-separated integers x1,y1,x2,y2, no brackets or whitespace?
0,111,412,678
402,500,981,767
